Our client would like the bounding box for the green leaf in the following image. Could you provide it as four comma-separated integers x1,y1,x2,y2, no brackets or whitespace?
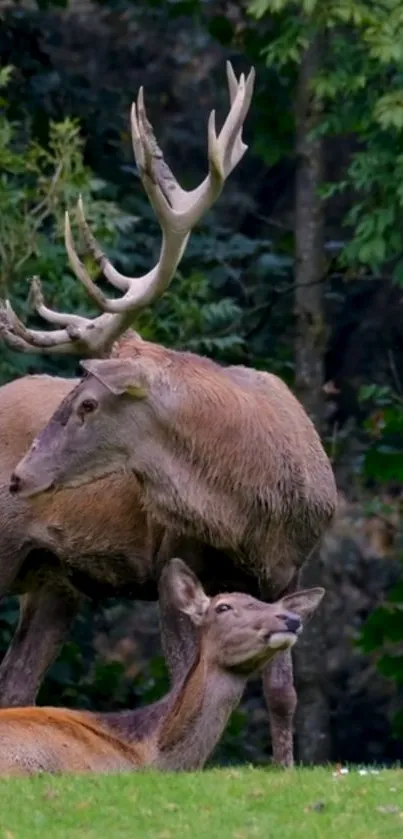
302,0,317,14
374,92,403,130
0,66,13,89
378,652,403,684
248,0,271,19
388,581,403,604
392,260,403,286
364,449,403,482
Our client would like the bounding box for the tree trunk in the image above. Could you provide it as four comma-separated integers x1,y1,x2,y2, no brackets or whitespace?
293,31,331,764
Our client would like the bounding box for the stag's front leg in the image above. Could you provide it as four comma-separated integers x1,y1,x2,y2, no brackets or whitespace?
0,582,81,706
262,649,296,767
260,572,299,768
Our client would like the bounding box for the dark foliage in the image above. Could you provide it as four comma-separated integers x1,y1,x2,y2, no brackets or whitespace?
1,0,403,764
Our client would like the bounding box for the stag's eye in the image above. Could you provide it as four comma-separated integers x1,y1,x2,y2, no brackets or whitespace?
79,398,98,416
215,602,232,614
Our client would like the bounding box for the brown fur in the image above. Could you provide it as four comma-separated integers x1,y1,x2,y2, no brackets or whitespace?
0,707,148,775
0,371,161,596
0,561,324,776
0,338,336,770
0,369,165,709
14,339,337,590
0,63,334,767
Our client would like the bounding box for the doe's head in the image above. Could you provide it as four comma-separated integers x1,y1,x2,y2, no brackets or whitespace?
162,558,325,676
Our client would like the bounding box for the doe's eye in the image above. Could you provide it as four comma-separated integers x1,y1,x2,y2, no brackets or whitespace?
215,602,232,614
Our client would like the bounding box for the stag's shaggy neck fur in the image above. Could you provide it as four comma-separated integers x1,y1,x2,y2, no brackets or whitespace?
85,339,337,592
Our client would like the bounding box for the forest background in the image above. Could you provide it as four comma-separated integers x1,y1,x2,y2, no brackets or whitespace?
1,0,403,766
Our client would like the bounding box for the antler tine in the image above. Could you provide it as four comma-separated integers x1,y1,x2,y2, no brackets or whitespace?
76,198,130,294
64,210,110,311
61,85,188,314
0,64,255,356
0,271,105,355
0,221,119,357
219,64,255,179
226,60,239,105
28,276,86,328
133,62,255,216
69,62,255,315
135,88,187,220
0,299,83,354
0,303,41,353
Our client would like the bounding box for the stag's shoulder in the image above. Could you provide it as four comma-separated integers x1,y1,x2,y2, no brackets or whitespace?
223,365,288,393
161,351,315,434
223,365,312,418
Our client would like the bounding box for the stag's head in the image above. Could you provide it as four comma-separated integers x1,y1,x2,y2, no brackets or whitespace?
162,559,325,674
9,359,150,496
4,62,255,498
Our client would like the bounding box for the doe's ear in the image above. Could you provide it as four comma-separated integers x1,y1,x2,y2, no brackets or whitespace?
280,587,325,624
80,358,148,398
161,558,210,626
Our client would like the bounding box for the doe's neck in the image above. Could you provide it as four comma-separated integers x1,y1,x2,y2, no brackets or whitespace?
100,648,246,772
154,648,246,771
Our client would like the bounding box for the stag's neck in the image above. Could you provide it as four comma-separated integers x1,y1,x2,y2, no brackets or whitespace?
121,347,260,552
101,650,246,771
110,328,142,359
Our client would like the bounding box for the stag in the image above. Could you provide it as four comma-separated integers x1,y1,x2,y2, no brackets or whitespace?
0,63,253,705
0,62,336,768
0,559,324,776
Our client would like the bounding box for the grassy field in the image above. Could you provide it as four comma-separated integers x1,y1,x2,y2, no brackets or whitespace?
0,766,401,838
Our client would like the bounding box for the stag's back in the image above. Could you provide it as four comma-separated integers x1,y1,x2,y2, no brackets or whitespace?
226,364,336,564
226,364,334,498
164,350,336,512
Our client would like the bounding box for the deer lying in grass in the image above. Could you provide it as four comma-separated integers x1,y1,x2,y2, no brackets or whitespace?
0,62,337,768
0,559,324,776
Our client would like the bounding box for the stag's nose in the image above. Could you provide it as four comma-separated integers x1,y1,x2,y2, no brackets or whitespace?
9,472,22,494
277,612,301,634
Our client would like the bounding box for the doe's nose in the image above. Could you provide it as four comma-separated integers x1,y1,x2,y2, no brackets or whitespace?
276,612,301,634
284,613,301,634
9,472,22,494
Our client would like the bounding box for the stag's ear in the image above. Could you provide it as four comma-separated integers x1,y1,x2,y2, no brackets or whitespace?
80,359,148,398
162,558,210,626
280,587,325,623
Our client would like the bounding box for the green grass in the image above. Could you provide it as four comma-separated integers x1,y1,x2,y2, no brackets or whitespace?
0,766,402,838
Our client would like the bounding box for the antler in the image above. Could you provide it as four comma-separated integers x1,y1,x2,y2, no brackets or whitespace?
0,62,255,357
